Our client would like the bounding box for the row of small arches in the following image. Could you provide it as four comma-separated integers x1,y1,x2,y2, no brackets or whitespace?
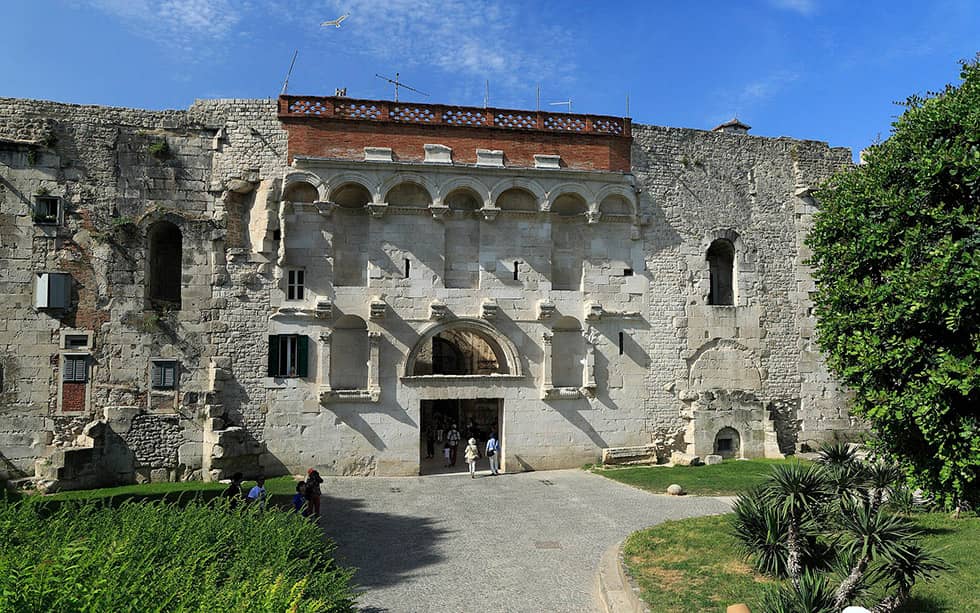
282,175,636,218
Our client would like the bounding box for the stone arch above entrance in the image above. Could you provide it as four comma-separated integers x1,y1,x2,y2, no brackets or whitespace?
404,319,524,377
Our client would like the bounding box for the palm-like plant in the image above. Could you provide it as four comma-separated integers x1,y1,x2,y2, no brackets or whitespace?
759,569,837,613
766,462,832,584
871,541,948,612
732,487,790,576
816,441,859,467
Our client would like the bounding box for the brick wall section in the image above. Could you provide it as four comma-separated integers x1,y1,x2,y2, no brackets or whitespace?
282,118,632,171
62,382,86,411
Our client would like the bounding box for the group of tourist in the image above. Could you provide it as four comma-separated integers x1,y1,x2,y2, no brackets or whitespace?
463,432,501,478
220,468,324,518
424,417,501,476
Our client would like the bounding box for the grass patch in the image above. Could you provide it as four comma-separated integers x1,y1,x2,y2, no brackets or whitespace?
623,512,979,613
593,458,804,496
623,514,775,612
0,497,356,611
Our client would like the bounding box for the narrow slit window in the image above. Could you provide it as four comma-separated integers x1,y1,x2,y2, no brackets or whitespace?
273,229,282,241
404,258,411,279
287,269,305,300
513,261,519,281
618,331,625,355
623,268,633,276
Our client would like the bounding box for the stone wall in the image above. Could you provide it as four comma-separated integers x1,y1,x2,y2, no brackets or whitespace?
0,93,864,488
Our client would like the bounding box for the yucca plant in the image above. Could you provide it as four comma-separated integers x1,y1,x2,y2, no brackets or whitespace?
765,462,832,584
815,441,860,467
759,569,838,613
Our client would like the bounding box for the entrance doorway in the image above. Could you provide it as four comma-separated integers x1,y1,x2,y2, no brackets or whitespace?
419,399,502,475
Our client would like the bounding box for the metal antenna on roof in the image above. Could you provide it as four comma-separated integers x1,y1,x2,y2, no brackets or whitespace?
536,84,540,111
549,98,572,113
485,80,490,109
280,50,299,95
375,73,428,102
626,93,630,118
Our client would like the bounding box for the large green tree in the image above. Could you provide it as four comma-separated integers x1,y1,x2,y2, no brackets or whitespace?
808,57,980,510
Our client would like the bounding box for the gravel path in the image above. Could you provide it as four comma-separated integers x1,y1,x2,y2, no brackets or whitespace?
316,469,731,612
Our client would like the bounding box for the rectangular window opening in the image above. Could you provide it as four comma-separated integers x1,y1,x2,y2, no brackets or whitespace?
151,360,178,390
33,196,60,225
404,258,411,279
272,229,282,241
618,331,625,355
62,355,88,383
623,268,634,276
513,261,520,281
268,334,309,378
717,438,733,452
64,334,89,349
286,269,305,301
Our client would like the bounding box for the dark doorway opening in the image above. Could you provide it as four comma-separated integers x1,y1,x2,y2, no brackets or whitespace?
419,399,502,475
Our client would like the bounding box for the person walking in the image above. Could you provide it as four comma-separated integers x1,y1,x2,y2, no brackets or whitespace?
463,437,481,478
222,472,245,507
306,468,324,518
246,477,267,509
447,424,461,466
485,432,500,476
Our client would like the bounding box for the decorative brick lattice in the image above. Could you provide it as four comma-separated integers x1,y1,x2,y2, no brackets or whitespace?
288,99,329,116
334,103,381,120
592,118,624,135
443,109,487,126
390,106,436,123
543,114,586,132
494,113,536,129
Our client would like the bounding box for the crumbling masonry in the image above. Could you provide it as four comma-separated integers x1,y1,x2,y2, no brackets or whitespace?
0,94,862,490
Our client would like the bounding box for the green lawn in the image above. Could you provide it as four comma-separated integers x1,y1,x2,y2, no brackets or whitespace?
623,512,979,613
593,458,805,496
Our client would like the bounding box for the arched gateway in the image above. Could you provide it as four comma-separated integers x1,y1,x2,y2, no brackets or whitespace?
405,320,522,475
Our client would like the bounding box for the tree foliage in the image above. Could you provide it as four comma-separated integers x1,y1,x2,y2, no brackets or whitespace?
808,57,980,509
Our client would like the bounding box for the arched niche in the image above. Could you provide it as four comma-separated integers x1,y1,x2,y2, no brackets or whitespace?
551,193,589,217
331,182,372,208
147,220,182,309
599,194,632,216
283,181,318,203
405,319,522,377
385,181,433,207
714,427,741,458
495,187,538,212
707,238,736,305
445,187,482,212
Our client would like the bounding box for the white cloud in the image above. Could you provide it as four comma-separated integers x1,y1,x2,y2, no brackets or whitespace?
739,70,800,102
85,0,240,59
768,0,817,16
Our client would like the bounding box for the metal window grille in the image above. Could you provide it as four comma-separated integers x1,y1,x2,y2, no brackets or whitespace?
287,269,305,300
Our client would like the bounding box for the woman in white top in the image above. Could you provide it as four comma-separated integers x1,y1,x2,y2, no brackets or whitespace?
463,438,481,478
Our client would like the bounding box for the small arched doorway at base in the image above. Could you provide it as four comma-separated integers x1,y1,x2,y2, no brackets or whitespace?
419,398,503,475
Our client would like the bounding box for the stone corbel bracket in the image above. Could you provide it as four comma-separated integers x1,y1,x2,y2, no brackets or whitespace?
479,206,500,222
315,299,333,320
429,299,449,321
537,299,556,321
366,202,388,218
428,203,450,220
542,386,584,400
370,297,387,320
315,201,334,217
585,302,603,321
481,300,499,320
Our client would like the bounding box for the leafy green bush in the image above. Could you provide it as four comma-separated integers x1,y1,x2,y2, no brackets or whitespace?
0,498,356,612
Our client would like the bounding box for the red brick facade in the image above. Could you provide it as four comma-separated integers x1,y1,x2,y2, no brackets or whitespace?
278,95,632,172
62,382,86,411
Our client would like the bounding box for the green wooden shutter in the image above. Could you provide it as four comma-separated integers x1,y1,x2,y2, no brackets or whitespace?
297,335,309,378
163,362,176,388
268,335,279,376
63,356,75,382
151,362,163,387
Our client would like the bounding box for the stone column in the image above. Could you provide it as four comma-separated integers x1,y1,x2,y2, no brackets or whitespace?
582,326,599,393
367,331,382,400
541,331,554,396
318,331,332,390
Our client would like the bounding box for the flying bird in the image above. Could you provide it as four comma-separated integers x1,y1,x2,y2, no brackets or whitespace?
320,13,349,28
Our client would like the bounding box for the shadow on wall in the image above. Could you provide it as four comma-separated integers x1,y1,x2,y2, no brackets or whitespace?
0,450,27,481
550,400,608,449
321,492,450,590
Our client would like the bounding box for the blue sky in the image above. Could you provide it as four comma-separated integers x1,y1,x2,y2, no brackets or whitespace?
3,1,978,159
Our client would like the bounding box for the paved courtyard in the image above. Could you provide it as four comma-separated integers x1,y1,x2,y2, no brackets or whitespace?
316,468,732,612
